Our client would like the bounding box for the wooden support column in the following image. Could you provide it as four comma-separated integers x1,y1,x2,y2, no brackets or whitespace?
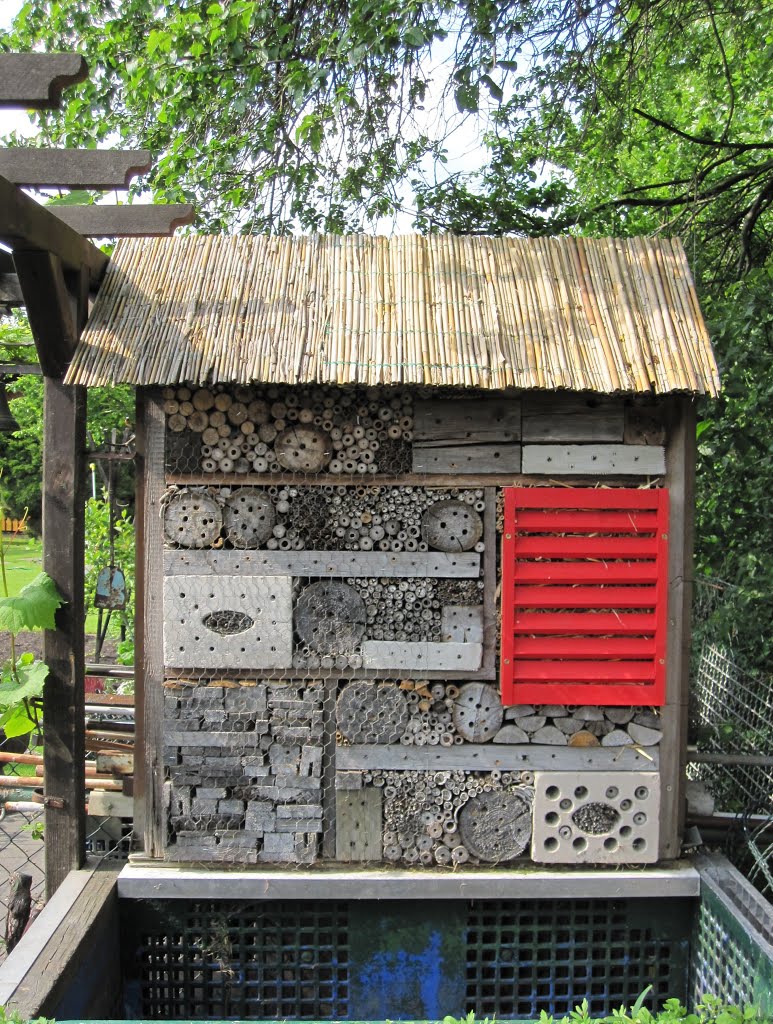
659,395,697,859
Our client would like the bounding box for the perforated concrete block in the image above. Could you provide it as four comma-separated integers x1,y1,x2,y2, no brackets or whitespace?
532,770,660,864
163,574,293,669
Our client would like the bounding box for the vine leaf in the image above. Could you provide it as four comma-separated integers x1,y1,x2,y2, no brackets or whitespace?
0,573,64,634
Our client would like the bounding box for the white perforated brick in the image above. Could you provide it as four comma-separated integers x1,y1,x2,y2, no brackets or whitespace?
163,574,293,669
531,770,660,864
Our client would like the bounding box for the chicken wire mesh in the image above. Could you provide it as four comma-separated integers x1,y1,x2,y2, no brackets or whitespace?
158,382,666,868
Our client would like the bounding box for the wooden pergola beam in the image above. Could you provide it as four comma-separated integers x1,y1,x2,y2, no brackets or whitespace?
53,203,195,236
0,173,107,287
0,149,151,189
13,251,81,377
0,272,24,307
0,53,87,109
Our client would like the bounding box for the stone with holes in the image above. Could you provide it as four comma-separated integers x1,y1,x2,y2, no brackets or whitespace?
452,682,503,742
532,770,660,864
163,490,222,548
275,425,332,473
163,574,292,668
421,500,483,552
337,681,410,744
294,580,366,655
222,488,276,548
458,789,533,862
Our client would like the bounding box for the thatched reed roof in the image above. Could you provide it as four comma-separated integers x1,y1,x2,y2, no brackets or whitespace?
66,233,719,395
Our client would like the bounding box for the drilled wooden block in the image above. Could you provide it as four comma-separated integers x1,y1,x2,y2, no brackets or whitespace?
166,548,482,578
413,443,521,474
336,788,383,862
441,605,484,643
531,770,660,864
163,574,292,668
521,444,665,475
361,641,482,671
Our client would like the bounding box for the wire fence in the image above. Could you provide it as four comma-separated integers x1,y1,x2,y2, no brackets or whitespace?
689,576,773,896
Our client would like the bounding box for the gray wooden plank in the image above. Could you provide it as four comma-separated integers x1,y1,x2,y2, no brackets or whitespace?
321,682,337,859
335,789,382,862
522,394,624,442
659,397,695,859
481,487,497,679
441,605,483,643
413,443,521,474
337,744,659,772
0,54,87,109
414,397,521,442
52,203,195,237
164,548,480,578
360,641,482,672
117,861,700,900
522,444,665,475
0,149,151,189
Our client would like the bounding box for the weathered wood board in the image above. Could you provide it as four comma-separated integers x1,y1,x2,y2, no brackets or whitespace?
335,789,383,861
165,549,481,578
163,574,293,669
522,395,624,442
521,444,666,475
361,641,483,671
337,744,660,772
441,605,484,643
414,398,521,443
413,444,521,474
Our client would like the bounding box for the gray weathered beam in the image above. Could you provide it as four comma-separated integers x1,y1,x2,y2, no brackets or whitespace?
52,203,195,236
13,251,80,377
336,744,659,772
0,54,87,109
0,174,107,285
0,274,24,307
0,362,42,375
0,148,151,189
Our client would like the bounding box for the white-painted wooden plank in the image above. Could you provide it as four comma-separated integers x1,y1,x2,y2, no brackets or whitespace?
413,444,521,474
414,398,521,442
441,605,483,643
164,549,481,578
360,641,483,671
163,574,293,669
336,744,659,772
117,861,699,900
522,444,666,475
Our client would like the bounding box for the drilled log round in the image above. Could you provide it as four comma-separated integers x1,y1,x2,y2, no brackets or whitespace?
294,581,366,654
163,490,222,548
275,426,332,473
421,500,483,552
337,681,409,744
452,683,503,742
222,489,276,548
458,790,532,862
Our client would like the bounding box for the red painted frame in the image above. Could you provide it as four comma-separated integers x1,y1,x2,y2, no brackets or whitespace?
500,487,669,706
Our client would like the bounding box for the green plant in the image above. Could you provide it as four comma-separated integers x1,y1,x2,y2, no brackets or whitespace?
0,513,64,740
84,492,135,661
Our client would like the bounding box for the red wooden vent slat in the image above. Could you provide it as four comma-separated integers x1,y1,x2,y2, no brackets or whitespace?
513,536,658,558
515,562,659,584
514,661,656,683
512,637,656,658
513,585,659,609
513,510,659,531
513,611,657,634
501,487,669,706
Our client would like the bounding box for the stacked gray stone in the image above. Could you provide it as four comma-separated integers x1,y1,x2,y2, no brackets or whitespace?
164,681,324,864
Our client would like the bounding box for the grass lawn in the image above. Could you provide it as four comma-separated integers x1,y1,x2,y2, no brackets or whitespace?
0,534,100,632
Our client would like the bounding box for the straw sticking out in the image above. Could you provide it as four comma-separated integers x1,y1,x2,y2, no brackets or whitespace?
66,234,720,396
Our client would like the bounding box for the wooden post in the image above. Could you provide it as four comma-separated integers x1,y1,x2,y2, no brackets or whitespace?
42,377,87,896
659,395,697,859
134,389,166,856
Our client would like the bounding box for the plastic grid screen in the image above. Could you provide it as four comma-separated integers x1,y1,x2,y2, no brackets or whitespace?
691,898,755,1007
123,897,691,1020
465,898,689,1018
127,900,349,1020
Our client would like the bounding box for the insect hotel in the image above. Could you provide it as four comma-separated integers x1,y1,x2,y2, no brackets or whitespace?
62,232,719,879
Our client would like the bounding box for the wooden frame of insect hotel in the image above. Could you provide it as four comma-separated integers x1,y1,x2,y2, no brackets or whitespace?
64,232,719,875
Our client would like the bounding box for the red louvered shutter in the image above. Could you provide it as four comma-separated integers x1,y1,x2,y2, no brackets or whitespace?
500,487,669,706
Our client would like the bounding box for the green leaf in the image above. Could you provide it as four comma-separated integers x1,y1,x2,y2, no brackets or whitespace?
402,26,425,48
0,702,37,739
0,572,64,634
455,83,479,113
45,189,96,207
0,657,49,702
481,74,503,102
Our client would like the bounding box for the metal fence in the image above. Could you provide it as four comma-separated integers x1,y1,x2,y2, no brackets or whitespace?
0,749,45,963
689,577,773,895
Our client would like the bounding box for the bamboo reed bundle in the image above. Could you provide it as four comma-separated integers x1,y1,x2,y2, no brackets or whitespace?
66,234,720,396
